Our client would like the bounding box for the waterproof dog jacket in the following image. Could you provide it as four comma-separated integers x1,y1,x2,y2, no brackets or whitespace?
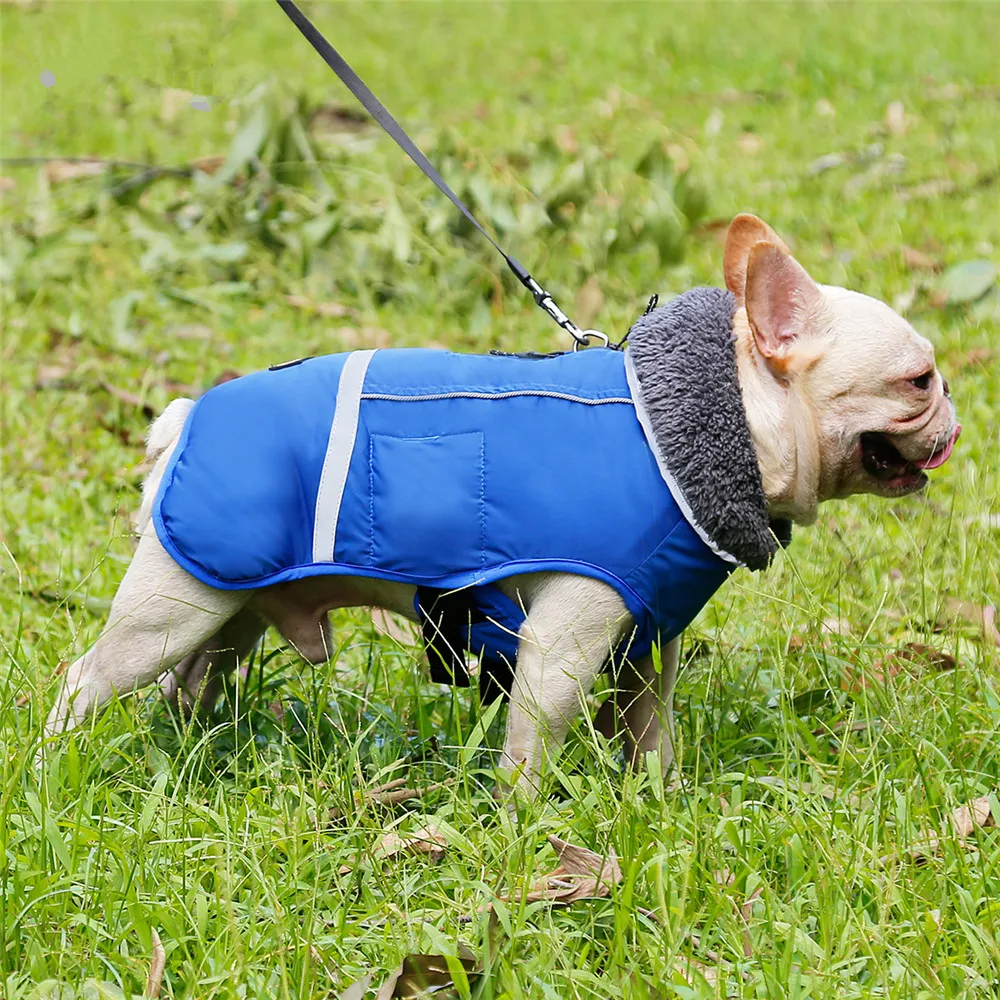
154,287,788,697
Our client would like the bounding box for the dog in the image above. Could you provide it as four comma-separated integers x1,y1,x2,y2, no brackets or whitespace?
46,214,959,795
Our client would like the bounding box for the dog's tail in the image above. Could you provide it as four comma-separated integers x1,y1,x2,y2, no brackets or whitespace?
136,398,195,534
146,398,194,462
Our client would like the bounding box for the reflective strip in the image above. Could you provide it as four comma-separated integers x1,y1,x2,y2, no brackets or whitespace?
312,349,376,562
361,390,632,405
624,351,740,567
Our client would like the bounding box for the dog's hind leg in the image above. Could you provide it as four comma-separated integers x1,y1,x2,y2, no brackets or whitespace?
46,532,246,735
158,608,266,715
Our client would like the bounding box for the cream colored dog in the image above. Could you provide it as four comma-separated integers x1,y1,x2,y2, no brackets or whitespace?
46,215,959,793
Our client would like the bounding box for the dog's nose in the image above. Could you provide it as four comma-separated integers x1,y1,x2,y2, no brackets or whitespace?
942,376,950,396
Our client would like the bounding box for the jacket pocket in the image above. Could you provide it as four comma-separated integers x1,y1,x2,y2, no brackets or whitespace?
368,431,486,578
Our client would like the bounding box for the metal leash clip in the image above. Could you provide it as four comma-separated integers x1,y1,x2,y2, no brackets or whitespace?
571,329,611,351
525,275,613,351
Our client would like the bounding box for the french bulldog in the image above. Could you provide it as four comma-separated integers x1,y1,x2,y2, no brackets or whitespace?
45,214,959,794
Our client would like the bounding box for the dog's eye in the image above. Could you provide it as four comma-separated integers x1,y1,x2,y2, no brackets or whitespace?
909,371,934,391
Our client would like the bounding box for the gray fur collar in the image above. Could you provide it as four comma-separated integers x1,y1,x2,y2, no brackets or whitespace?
624,286,789,571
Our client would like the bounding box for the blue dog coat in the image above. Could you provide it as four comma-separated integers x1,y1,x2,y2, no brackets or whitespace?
154,287,786,695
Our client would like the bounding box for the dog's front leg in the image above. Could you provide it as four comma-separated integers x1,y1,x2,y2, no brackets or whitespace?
500,575,630,796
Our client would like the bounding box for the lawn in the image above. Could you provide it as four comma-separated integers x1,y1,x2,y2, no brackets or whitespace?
1,1,999,997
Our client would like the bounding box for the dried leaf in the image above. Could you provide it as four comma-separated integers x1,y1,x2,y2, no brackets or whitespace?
951,795,996,839
35,363,74,389
738,133,764,154
0,175,16,192
902,246,941,271
940,597,1000,647
375,947,478,999
310,103,372,134
842,642,956,692
44,159,107,183
505,835,623,906
693,217,731,245
821,617,851,637
338,828,445,877
903,793,998,862
339,975,372,1000
713,868,734,886
145,928,165,999
376,825,448,863
898,642,957,671
673,956,720,987
737,886,763,957
190,155,226,175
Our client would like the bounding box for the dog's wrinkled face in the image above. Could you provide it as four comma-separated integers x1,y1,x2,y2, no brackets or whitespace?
724,214,960,508
807,286,959,499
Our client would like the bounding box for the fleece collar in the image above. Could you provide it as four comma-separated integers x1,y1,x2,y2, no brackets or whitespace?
624,286,789,571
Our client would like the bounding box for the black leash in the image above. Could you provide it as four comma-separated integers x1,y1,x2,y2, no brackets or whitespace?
275,0,613,350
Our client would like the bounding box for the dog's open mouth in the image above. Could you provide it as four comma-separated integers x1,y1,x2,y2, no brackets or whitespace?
860,427,959,491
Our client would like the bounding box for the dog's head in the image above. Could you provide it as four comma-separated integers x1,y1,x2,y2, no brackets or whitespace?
724,214,960,508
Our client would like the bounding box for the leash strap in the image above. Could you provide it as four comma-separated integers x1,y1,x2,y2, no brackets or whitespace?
275,0,608,349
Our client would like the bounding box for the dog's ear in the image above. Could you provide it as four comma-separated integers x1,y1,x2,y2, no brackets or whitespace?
724,214,791,304
744,241,825,368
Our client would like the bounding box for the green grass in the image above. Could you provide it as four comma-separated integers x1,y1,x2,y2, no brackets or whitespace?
2,1,1000,997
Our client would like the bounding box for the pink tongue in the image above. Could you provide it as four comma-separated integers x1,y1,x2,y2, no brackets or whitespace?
915,425,961,470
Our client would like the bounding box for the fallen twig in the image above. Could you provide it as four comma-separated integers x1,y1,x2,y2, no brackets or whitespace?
329,777,456,820
370,780,455,805
101,381,156,419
